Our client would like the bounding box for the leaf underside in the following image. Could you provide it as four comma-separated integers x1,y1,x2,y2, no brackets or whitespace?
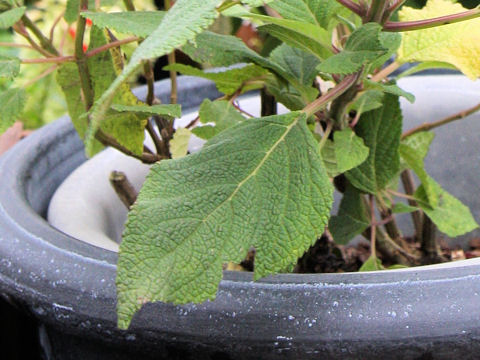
117,112,333,329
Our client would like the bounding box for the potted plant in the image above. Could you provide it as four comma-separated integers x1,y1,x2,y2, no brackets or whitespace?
1,0,480,358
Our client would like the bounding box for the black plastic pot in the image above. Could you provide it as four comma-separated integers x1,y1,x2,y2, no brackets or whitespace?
0,75,480,360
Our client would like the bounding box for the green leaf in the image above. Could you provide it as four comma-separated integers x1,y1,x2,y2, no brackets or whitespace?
87,26,146,156
370,31,401,70
388,264,409,270
399,131,437,206
265,76,311,111
117,112,333,328
397,0,480,80
364,79,415,103
111,104,181,118
318,23,386,75
329,185,369,245
0,6,25,29
164,63,267,95
392,203,418,214
359,255,385,271
0,87,26,134
321,139,340,177
416,179,479,237
170,127,192,159
269,0,343,29
81,11,166,37
346,94,402,194
347,90,384,116
192,99,245,140
86,0,221,156
333,128,369,173
269,44,320,87
0,55,19,79
240,0,273,5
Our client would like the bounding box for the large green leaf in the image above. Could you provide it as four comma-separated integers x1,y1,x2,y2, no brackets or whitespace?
416,179,479,237
346,94,402,194
269,0,343,29
192,99,245,140
0,55,19,78
318,23,386,75
347,90,384,117
111,104,181,118
86,0,221,156
164,63,267,95
117,111,333,328
0,87,26,134
0,6,25,29
329,185,369,245
334,128,369,173
364,80,415,103
81,11,166,37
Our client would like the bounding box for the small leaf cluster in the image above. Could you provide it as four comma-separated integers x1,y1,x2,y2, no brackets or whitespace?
1,0,480,330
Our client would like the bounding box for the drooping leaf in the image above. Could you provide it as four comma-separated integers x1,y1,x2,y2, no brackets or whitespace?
397,0,480,80
329,185,369,245
0,55,19,78
346,94,402,194
364,79,415,103
370,32,402,70
0,87,26,134
399,131,437,206
117,111,333,328
0,6,25,29
416,179,479,237
265,75,312,110
396,61,457,79
87,26,146,156
240,0,273,5
334,128,369,173
81,11,166,37
164,63,267,95
111,104,181,118
86,0,221,156
269,0,343,29
170,127,192,159
192,99,245,140
318,23,386,75
320,139,340,177
359,255,385,271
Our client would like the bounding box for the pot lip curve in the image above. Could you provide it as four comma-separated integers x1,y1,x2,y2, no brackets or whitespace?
1,73,480,288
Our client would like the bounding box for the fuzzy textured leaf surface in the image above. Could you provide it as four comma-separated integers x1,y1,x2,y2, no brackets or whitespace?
117,112,333,328
86,0,220,156
321,139,340,177
111,104,181,118
346,94,402,194
416,179,479,237
81,11,165,37
0,55,19,78
364,80,415,103
192,99,245,140
392,203,418,214
0,6,25,29
170,127,192,159
0,88,26,134
397,0,480,80
269,0,343,29
318,23,386,74
164,64,267,95
348,90,384,116
329,185,369,245
334,128,369,173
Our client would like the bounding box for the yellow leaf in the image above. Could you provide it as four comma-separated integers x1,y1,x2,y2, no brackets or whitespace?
170,127,192,159
397,0,480,80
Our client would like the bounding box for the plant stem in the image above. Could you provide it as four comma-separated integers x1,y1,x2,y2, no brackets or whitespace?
400,169,423,242
85,36,139,58
13,23,54,57
335,0,365,16
165,0,178,106
402,100,480,139
371,61,401,82
384,8,480,32
0,42,36,50
22,65,58,87
370,195,377,257
388,0,406,14
146,121,163,154
260,88,277,116
303,72,360,117
318,121,333,150
75,0,94,110
21,56,74,64
366,0,389,24
109,171,138,209
49,11,65,42
21,15,59,56
421,215,446,264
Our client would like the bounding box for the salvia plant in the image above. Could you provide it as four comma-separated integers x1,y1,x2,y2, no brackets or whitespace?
1,0,480,328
